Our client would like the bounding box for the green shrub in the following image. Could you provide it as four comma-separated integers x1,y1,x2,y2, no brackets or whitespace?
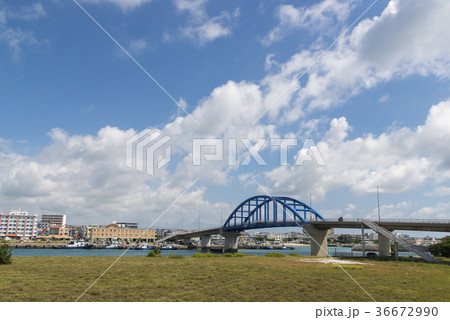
265,252,287,258
147,247,162,257
222,253,234,257
232,253,248,257
288,253,302,257
222,252,248,257
0,243,12,265
192,252,217,258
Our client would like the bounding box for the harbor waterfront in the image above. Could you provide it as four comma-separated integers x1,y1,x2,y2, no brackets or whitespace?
11,246,418,257
3,208,447,260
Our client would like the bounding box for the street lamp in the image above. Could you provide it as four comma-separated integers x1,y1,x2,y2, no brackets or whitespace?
377,186,381,222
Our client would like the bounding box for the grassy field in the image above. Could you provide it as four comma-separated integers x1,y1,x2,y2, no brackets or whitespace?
0,255,449,302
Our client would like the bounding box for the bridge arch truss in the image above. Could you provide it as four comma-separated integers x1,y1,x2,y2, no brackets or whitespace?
222,195,325,231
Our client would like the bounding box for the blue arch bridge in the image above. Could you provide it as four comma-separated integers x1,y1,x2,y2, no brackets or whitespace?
159,195,450,262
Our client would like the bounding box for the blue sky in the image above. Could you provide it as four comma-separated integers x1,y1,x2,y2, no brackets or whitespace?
0,0,449,237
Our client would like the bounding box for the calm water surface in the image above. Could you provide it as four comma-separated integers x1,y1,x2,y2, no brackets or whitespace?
12,246,414,257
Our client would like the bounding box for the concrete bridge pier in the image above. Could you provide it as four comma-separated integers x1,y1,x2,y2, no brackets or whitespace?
378,234,391,257
223,232,239,252
303,224,334,256
201,236,211,251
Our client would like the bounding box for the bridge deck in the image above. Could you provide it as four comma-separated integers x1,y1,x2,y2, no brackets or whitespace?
310,219,450,232
157,227,222,242
159,219,450,242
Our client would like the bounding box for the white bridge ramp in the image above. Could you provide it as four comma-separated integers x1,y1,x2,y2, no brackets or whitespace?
361,219,439,263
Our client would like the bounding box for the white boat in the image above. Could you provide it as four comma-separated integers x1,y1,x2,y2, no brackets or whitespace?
131,244,153,250
160,244,178,250
66,241,91,249
105,244,119,249
279,246,294,250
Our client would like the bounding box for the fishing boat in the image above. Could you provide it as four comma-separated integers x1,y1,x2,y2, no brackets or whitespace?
278,245,295,250
66,241,92,249
130,244,155,250
160,244,178,250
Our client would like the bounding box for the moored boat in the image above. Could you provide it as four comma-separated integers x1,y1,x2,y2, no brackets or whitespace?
160,244,178,250
65,241,92,249
130,244,155,250
278,246,295,250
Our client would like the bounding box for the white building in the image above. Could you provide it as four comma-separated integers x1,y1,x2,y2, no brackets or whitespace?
41,214,66,227
0,210,38,239
267,233,283,241
211,234,224,240
368,233,378,241
288,231,301,239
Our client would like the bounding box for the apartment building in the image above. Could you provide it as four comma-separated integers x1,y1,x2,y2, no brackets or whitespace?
41,214,66,227
0,210,38,239
91,223,156,242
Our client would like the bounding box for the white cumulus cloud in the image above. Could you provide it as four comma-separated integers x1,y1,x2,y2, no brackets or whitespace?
260,0,450,123
262,99,450,201
80,0,153,11
173,0,239,45
262,0,357,46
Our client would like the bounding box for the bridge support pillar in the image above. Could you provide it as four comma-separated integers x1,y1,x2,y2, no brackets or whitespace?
303,225,333,257
223,232,240,252
378,234,391,257
201,236,211,251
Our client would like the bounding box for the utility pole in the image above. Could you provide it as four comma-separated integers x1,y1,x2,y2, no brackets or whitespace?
361,225,365,257
377,186,381,222
220,208,223,226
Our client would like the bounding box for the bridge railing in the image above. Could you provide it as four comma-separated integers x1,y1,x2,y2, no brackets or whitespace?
225,218,450,230
313,219,450,224
225,219,308,227
377,219,450,224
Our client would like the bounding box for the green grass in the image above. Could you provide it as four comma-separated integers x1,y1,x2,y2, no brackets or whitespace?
265,252,287,257
167,254,185,259
0,256,449,302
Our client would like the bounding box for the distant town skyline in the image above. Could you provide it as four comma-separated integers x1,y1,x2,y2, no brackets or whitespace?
1,208,446,239
0,0,449,234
